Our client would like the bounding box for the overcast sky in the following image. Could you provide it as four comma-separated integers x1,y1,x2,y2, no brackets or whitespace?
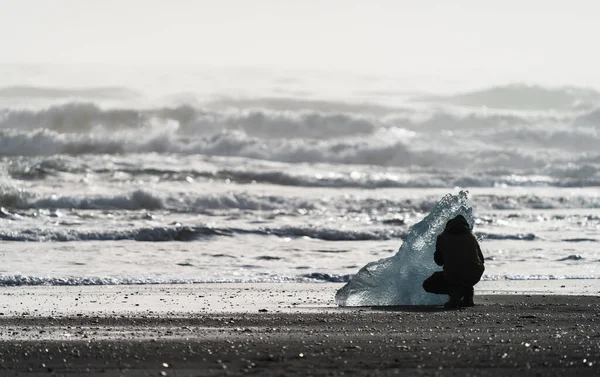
1,0,599,87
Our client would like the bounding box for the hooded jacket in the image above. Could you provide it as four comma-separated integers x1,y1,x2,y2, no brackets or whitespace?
434,215,485,285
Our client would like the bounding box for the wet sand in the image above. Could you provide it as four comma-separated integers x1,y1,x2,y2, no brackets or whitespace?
0,283,599,376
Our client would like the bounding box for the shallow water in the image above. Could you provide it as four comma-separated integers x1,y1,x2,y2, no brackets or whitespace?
1,181,598,285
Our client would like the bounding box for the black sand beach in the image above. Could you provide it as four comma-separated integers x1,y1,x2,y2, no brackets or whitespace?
0,285,599,376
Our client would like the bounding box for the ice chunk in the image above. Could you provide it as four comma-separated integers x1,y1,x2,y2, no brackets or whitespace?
335,190,474,306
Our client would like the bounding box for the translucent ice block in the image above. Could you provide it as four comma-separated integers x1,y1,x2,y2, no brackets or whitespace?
335,190,474,306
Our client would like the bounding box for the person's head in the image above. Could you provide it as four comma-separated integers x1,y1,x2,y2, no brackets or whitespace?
444,215,470,233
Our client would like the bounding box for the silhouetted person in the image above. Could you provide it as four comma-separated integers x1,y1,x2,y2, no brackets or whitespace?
422,215,484,309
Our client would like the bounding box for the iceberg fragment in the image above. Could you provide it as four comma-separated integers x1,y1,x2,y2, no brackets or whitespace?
335,190,474,306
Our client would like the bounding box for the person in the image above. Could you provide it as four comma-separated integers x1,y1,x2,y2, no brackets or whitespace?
422,214,485,309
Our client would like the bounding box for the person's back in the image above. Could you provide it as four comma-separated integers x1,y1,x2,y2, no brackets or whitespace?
435,215,484,286
423,215,485,308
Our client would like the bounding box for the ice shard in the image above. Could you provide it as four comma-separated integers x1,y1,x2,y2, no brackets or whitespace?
335,190,474,306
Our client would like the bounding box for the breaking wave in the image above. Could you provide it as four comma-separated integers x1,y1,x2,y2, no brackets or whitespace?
1,101,600,174
2,188,600,220
5,155,600,187
3,125,600,173
1,271,597,286
0,188,320,212
0,225,234,242
0,102,383,138
0,274,296,286
0,222,563,243
304,273,600,283
476,232,536,241
490,274,600,280
1,92,600,188
0,224,407,242
0,189,167,211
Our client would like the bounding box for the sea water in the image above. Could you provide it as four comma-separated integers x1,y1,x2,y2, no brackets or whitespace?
0,65,599,287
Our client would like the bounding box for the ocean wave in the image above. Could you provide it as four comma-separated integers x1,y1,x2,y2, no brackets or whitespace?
0,275,294,286
0,272,597,286
574,107,600,127
476,232,536,241
190,167,600,189
0,225,233,242
3,186,600,221
0,102,383,139
261,226,407,241
412,84,600,111
557,255,585,261
0,184,455,214
7,124,598,173
0,224,407,243
206,96,404,116
18,189,164,211
480,125,600,152
0,127,453,168
0,222,556,243
0,86,140,100
488,274,600,280
561,238,598,243
3,82,599,113
0,103,145,133
4,123,600,177
0,187,322,212
477,194,600,210
542,163,600,186
301,271,599,283
8,156,600,188
0,275,171,286
1,100,574,138
0,99,579,138
199,169,445,189
4,156,85,180
301,272,599,283
3,101,600,175
301,273,352,283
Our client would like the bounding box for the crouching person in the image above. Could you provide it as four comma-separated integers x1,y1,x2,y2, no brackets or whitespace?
423,215,485,309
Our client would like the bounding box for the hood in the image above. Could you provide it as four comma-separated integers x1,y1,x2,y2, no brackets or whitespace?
444,215,471,234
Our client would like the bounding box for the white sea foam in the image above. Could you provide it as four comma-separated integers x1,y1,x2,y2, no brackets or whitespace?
2,125,600,176
0,272,597,287
1,100,599,180
0,275,285,286
306,273,600,283
7,157,600,188
2,185,600,216
0,226,233,242
0,225,408,242
486,274,600,281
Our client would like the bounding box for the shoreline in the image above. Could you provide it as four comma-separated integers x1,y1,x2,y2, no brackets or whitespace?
0,283,599,376
0,280,599,317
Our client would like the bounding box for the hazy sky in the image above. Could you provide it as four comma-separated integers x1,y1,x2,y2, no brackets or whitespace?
1,0,599,87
